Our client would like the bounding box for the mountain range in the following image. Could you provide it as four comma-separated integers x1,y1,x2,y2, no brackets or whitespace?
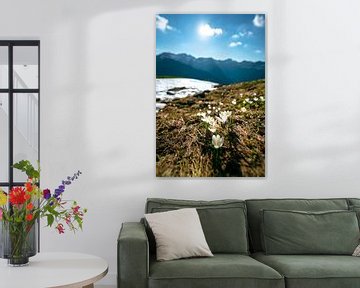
156,52,265,85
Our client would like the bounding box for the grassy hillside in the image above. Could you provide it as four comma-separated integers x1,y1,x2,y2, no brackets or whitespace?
156,79,265,177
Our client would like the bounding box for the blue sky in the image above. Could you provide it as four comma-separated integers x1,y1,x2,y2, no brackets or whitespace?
156,14,265,62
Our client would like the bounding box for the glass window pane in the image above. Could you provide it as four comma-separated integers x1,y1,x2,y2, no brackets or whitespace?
0,47,8,89
0,94,9,182
13,46,38,89
13,93,39,182
0,186,8,192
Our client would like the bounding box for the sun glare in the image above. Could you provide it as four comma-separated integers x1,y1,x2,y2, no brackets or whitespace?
198,23,223,38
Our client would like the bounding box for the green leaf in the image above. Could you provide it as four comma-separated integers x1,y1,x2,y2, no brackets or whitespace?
12,160,40,180
47,214,54,227
74,215,83,230
46,205,60,217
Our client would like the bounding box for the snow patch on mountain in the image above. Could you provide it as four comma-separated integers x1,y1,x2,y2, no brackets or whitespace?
156,78,217,111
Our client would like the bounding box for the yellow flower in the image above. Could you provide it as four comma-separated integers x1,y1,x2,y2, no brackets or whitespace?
0,190,7,206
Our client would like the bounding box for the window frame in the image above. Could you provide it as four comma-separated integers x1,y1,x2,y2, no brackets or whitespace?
0,40,40,252
0,40,40,189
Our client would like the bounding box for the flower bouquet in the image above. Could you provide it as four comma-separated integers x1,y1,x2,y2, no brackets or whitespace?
0,160,87,266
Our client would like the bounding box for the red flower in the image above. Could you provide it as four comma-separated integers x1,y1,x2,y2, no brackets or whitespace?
26,214,33,221
25,182,33,192
72,205,80,215
56,223,65,234
65,214,71,225
26,203,34,210
24,193,31,200
9,187,26,205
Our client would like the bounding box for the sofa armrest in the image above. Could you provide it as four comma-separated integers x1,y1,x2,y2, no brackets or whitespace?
118,222,149,288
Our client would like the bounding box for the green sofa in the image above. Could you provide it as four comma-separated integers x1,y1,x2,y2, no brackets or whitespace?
118,198,360,288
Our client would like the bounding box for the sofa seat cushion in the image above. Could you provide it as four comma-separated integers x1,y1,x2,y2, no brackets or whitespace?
252,252,360,288
149,254,284,288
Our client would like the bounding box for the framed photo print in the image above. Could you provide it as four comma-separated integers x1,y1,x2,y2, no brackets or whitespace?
156,14,265,177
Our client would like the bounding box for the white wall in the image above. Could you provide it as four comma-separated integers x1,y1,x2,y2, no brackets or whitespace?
1,0,360,285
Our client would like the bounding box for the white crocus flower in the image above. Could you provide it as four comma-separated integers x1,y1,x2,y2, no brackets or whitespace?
203,116,218,133
254,97,258,101
253,92,257,96
212,135,224,149
245,98,250,102
216,110,232,124
197,112,207,118
201,115,216,126
208,124,218,133
219,102,224,106
240,93,243,96
232,99,237,105
207,110,211,114
260,96,265,101
240,107,247,112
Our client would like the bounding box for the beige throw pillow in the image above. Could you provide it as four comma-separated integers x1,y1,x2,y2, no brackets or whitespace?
145,208,213,261
353,244,360,256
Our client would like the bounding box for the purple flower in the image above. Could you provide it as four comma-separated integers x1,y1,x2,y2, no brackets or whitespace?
43,189,51,200
54,189,63,198
54,170,82,199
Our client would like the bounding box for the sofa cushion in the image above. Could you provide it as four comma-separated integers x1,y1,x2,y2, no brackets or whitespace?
261,209,359,255
149,254,284,288
246,198,349,252
145,208,213,261
252,252,360,288
347,198,360,207
348,205,360,228
146,198,249,254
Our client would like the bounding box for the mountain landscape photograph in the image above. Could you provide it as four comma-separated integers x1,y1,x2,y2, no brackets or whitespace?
156,14,266,177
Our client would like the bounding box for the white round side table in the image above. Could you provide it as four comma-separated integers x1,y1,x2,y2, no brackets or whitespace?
0,252,108,288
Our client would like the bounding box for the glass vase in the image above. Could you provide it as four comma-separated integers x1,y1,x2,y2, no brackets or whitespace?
0,220,37,266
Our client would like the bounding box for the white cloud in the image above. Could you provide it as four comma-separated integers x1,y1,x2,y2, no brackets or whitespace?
198,24,223,37
229,41,242,48
239,30,254,37
253,15,265,28
231,30,253,40
156,15,174,32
